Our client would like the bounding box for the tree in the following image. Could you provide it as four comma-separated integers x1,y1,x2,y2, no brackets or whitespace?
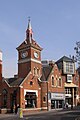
74,41,80,66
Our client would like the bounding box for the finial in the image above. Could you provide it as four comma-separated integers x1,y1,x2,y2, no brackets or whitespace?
28,16,30,22
26,16,32,43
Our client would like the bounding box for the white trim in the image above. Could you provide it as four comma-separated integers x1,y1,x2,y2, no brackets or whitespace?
41,107,47,110
20,71,31,86
20,86,23,88
4,80,11,87
0,52,2,61
23,108,42,111
24,89,38,97
18,58,41,64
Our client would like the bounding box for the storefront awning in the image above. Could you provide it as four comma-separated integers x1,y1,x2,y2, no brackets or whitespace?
64,82,78,88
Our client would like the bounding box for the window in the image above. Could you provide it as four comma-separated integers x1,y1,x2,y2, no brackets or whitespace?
25,92,36,108
33,67,36,75
58,77,62,87
37,68,40,76
67,75,72,82
63,61,75,74
33,67,40,76
65,88,71,94
3,89,8,108
43,97,46,102
56,77,58,87
52,76,54,86
30,81,33,85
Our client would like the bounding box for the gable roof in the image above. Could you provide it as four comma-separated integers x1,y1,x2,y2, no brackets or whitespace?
3,77,24,87
56,55,74,63
16,39,42,51
41,65,53,81
3,71,31,87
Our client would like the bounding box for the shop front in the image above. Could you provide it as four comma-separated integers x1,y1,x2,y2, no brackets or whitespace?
50,93,65,109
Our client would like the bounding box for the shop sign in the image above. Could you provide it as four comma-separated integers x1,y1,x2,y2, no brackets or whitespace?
51,93,65,100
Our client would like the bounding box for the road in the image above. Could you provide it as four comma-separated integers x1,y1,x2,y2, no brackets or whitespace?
0,109,80,120
26,109,80,120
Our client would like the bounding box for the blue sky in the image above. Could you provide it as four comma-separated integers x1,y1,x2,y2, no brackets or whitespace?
0,0,80,77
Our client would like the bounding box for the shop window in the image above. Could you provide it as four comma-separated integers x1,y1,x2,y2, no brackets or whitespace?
25,92,36,108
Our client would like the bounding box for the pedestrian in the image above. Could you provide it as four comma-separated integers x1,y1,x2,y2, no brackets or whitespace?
66,103,68,109
15,105,17,114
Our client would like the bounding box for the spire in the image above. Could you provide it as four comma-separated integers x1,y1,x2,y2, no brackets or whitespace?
26,17,33,43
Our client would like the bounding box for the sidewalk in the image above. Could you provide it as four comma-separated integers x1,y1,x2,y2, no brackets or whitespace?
0,106,80,120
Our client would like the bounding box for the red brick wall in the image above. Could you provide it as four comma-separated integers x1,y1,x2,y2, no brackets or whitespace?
19,73,41,109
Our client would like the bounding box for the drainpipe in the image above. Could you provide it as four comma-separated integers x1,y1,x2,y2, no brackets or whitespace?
47,81,48,111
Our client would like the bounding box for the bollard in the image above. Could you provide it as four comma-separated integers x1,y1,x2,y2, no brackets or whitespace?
18,108,23,118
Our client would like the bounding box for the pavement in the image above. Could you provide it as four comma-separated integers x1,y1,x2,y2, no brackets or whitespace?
0,106,80,120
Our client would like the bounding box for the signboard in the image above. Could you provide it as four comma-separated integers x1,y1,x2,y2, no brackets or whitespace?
51,93,65,100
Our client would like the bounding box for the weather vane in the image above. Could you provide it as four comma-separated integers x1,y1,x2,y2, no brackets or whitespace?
28,16,31,22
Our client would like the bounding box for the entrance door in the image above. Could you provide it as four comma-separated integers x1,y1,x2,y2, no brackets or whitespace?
51,100,55,109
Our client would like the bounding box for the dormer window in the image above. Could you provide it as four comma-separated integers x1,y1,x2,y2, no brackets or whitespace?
63,61,75,74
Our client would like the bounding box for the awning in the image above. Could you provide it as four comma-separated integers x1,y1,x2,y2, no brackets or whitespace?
64,82,78,88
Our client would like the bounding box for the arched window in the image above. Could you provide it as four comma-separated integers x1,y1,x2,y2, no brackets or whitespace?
37,68,40,76
2,89,8,108
58,77,62,87
43,96,46,102
51,76,54,86
33,67,36,75
30,81,33,85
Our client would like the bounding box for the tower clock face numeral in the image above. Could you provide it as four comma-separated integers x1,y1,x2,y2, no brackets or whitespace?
21,51,28,58
34,52,39,58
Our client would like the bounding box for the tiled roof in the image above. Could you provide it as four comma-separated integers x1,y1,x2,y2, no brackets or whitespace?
41,65,53,81
16,39,42,51
4,77,24,87
77,67,80,74
56,55,74,63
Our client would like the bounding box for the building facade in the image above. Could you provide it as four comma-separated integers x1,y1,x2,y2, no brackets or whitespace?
0,20,80,113
56,56,79,108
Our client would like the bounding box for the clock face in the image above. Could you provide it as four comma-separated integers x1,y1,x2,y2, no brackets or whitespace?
34,52,39,58
21,51,28,58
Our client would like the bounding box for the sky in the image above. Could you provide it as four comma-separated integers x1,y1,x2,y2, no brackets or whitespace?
0,0,80,77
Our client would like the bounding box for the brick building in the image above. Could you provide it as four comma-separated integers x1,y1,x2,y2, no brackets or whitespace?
56,56,79,107
0,19,79,113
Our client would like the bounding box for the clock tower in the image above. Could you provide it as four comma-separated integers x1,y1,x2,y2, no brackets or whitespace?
17,19,42,78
